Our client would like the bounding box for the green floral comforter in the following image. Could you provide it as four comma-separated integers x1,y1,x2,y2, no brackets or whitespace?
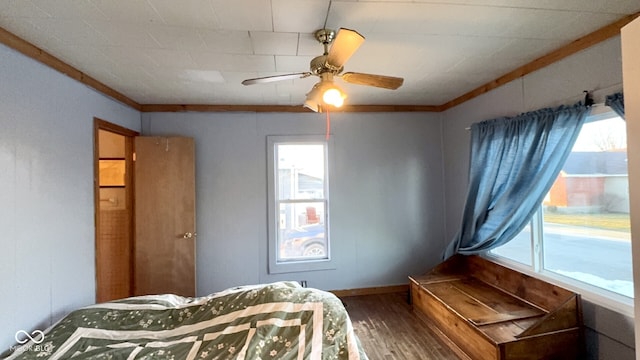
2,282,368,360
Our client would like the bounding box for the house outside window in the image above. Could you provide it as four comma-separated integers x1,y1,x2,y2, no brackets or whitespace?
267,135,332,274
489,110,632,310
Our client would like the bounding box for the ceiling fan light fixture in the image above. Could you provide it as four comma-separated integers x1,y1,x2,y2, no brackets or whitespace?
322,86,345,107
317,73,346,108
304,80,346,112
304,83,323,112
304,96,322,112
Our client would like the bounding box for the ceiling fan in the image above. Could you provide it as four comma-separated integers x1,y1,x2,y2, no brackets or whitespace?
241,28,404,112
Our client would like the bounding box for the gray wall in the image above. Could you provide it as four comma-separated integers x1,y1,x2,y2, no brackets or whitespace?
440,36,634,359
0,44,140,352
141,111,446,295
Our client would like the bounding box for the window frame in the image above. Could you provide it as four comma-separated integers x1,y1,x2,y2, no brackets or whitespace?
266,135,334,274
486,108,633,316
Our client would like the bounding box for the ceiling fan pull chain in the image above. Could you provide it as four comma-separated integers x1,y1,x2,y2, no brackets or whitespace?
326,109,331,140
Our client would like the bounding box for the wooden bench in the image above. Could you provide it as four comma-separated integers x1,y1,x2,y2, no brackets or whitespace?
409,255,582,360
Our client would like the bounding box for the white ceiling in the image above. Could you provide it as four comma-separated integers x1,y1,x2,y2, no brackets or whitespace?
1,0,638,107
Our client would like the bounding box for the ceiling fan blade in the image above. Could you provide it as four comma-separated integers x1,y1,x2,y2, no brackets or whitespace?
341,72,404,90
325,28,365,70
242,72,312,85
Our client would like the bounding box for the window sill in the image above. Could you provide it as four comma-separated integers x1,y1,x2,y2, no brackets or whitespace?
483,254,634,318
268,258,336,274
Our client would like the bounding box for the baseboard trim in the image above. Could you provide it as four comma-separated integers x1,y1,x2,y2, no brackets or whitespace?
330,284,409,298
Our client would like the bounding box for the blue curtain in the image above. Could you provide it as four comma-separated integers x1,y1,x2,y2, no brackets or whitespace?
605,92,625,119
444,103,590,258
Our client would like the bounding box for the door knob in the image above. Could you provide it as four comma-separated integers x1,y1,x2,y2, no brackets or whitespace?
182,232,197,239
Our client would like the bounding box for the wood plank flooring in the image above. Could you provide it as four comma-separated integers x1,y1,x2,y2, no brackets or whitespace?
341,292,462,360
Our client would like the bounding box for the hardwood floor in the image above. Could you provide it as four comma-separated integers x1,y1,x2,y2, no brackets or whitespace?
341,292,462,360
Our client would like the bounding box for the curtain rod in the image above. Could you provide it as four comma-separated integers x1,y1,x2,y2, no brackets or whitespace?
463,102,607,130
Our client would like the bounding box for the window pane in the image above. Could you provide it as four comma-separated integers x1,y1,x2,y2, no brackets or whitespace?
489,224,532,266
277,202,327,262
542,116,632,298
277,144,325,200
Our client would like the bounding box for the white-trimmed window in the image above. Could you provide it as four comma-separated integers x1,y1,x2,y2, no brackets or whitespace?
267,135,332,273
489,109,632,311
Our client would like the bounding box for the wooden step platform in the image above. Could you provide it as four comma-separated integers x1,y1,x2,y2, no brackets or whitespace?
409,255,583,360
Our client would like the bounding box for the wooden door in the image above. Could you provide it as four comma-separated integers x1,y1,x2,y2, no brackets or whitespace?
134,136,196,297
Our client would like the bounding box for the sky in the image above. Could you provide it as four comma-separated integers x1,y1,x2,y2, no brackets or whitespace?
277,143,325,179
572,115,626,152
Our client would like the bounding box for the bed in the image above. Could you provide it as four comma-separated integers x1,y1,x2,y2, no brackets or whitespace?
2,281,369,360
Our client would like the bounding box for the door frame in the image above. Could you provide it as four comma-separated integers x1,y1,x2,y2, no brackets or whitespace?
93,118,139,302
